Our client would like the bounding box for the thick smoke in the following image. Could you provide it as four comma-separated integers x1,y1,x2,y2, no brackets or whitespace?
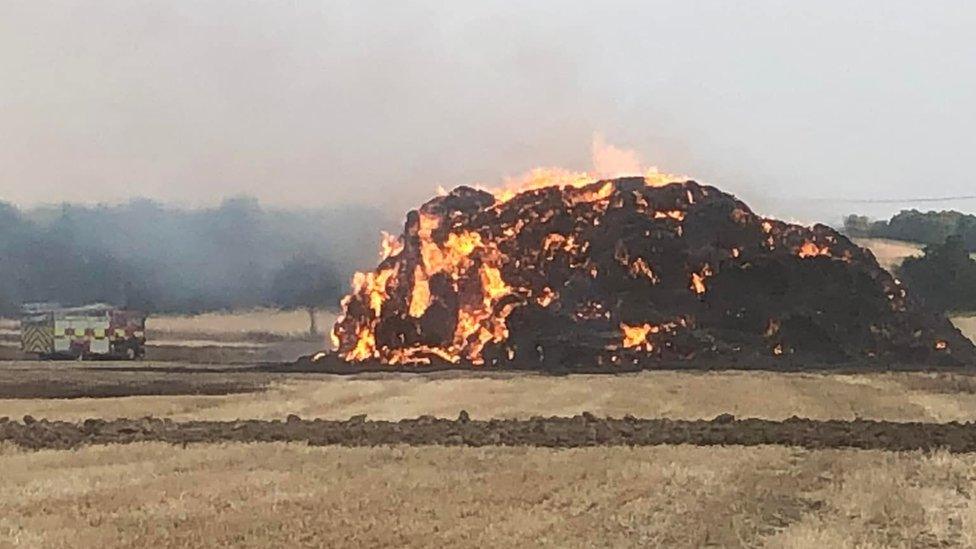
4,2,976,224
0,198,395,315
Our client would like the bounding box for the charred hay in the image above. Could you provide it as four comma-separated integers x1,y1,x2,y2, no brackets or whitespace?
330,178,975,369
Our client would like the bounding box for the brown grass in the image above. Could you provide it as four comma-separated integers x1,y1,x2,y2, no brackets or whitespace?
0,442,974,548
6,369,976,424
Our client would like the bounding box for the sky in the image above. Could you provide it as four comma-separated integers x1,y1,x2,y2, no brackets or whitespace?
2,1,976,224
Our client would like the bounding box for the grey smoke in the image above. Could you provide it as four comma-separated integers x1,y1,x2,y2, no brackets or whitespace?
2,1,975,226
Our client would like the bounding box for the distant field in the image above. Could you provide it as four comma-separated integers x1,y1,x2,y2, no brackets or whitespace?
1,442,973,548
953,315,976,340
853,237,924,272
148,308,338,338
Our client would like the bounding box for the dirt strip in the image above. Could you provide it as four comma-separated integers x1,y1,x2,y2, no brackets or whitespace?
4,414,976,452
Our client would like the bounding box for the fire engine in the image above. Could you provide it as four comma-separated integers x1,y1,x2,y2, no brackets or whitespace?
20,303,147,360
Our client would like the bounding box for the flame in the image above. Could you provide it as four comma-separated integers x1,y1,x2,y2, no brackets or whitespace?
487,135,686,204
380,231,403,260
335,202,515,364
654,210,685,221
347,324,377,361
352,268,397,317
480,265,510,301
536,287,557,307
568,181,615,205
332,136,694,366
491,167,593,204
798,241,830,258
690,265,712,295
621,323,659,350
408,265,431,318
629,257,660,284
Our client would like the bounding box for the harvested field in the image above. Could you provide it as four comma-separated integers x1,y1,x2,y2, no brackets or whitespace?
8,415,976,453
2,443,976,547
147,309,337,338
8,365,976,423
853,237,924,272
953,315,976,343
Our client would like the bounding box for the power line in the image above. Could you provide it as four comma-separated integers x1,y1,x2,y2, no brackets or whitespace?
807,195,976,204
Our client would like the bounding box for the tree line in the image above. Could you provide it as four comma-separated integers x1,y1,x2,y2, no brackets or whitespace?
845,209,976,251
844,209,976,313
0,197,393,324
897,236,976,313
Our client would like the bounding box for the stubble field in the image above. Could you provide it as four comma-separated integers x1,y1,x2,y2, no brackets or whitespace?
0,286,975,547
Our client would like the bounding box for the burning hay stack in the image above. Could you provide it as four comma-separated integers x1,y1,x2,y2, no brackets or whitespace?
324,177,974,370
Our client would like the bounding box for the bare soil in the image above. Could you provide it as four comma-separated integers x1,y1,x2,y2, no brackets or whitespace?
0,361,270,399
6,414,976,453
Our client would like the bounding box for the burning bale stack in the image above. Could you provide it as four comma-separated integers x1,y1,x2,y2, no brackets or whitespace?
325,177,974,370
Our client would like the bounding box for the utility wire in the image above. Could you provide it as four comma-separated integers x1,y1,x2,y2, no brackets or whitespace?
807,195,976,204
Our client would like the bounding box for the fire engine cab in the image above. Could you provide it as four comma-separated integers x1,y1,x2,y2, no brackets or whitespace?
20,303,147,360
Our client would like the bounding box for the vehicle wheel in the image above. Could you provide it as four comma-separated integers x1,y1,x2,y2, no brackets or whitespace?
124,346,137,361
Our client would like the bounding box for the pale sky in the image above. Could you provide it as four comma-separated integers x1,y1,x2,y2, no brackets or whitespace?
2,1,975,223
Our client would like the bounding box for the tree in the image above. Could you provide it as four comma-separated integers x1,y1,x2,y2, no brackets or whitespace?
269,255,341,336
843,215,873,237
845,209,976,251
898,236,976,312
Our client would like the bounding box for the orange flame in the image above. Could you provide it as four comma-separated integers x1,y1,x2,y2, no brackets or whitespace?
333,136,695,366
621,323,659,350
628,257,660,284
690,265,712,296
380,231,403,260
654,210,686,221
487,135,686,203
798,241,830,259
408,265,431,318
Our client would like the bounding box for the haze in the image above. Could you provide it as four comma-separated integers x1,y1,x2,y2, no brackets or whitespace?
2,1,975,223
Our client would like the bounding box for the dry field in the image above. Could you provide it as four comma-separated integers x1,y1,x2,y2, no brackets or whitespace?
141,308,336,364
2,302,976,547
147,308,338,339
5,367,976,548
6,366,976,424
2,442,976,548
954,315,976,342
853,237,925,272
853,237,976,273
